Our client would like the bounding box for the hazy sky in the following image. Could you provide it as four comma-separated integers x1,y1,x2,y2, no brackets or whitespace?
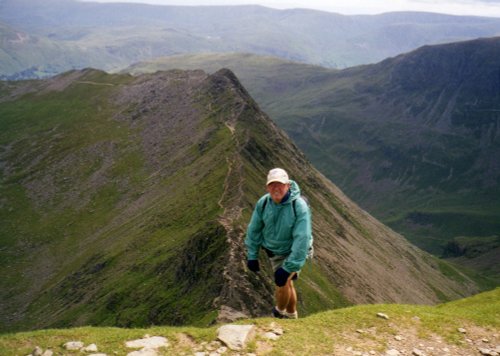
84,0,500,17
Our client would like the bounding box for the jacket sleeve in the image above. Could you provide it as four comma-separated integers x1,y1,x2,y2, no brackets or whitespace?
245,196,266,260
283,198,312,273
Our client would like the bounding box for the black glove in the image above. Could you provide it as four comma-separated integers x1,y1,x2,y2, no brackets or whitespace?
274,267,290,287
247,260,260,272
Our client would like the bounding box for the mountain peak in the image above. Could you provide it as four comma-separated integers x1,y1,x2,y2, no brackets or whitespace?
0,68,478,332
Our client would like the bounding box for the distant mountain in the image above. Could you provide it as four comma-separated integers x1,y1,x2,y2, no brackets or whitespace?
0,22,77,79
0,68,477,332
3,0,500,76
125,37,500,272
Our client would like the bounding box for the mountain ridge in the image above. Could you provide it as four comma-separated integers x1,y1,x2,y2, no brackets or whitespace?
124,38,500,270
0,67,478,332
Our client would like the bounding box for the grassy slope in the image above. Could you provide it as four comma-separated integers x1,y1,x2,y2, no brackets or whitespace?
0,288,497,355
0,69,234,331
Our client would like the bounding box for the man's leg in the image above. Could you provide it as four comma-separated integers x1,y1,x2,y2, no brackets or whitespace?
286,279,297,314
275,273,297,314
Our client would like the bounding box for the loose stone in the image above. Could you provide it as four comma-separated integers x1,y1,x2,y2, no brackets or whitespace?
63,341,84,351
263,332,280,341
83,344,99,352
125,336,169,349
126,349,158,356
217,324,256,351
216,346,228,354
32,347,43,356
412,348,425,356
377,313,389,320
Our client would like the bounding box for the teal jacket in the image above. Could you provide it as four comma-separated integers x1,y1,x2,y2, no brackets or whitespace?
245,180,312,273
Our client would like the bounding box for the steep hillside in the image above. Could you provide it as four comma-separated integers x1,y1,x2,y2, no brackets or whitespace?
0,68,477,333
125,39,500,265
3,0,500,77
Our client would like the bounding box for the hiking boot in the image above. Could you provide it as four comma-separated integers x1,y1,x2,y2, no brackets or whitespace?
284,310,298,319
272,306,286,319
272,307,298,319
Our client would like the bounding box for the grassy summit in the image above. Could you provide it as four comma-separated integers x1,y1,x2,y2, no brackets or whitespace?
0,288,498,355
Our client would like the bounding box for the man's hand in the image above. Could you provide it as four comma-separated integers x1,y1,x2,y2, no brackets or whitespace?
247,260,260,272
274,267,290,287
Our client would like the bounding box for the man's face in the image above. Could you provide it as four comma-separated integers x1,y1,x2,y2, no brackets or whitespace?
267,182,290,203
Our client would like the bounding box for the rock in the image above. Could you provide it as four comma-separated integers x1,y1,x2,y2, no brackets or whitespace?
412,316,421,321
412,348,425,356
263,332,280,341
482,338,490,343
217,324,256,351
346,346,353,352
377,313,389,320
216,346,228,354
457,328,467,333
442,348,450,353
267,322,284,335
63,341,84,350
394,335,403,341
369,351,376,355
83,344,99,352
194,353,206,356
478,348,499,356
478,348,493,355
216,305,249,323
41,351,53,356
356,329,365,334
125,336,168,349
32,347,43,356
386,349,400,356
126,350,158,356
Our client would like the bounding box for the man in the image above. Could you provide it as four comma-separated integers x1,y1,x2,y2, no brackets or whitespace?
245,168,312,319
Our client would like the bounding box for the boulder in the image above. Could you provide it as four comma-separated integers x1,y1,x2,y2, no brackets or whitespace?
217,324,256,351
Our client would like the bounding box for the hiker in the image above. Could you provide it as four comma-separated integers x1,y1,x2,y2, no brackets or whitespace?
245,168,312,319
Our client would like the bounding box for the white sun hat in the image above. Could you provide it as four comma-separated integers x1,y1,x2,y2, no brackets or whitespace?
266,168,289,185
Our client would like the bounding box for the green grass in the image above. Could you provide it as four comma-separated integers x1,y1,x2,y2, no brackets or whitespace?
0,69,239,332
0,288,497,355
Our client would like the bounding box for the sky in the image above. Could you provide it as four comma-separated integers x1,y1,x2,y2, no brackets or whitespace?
84,0,500,18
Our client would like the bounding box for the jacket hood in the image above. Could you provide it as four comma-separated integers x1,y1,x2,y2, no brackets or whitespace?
282,180,300,205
